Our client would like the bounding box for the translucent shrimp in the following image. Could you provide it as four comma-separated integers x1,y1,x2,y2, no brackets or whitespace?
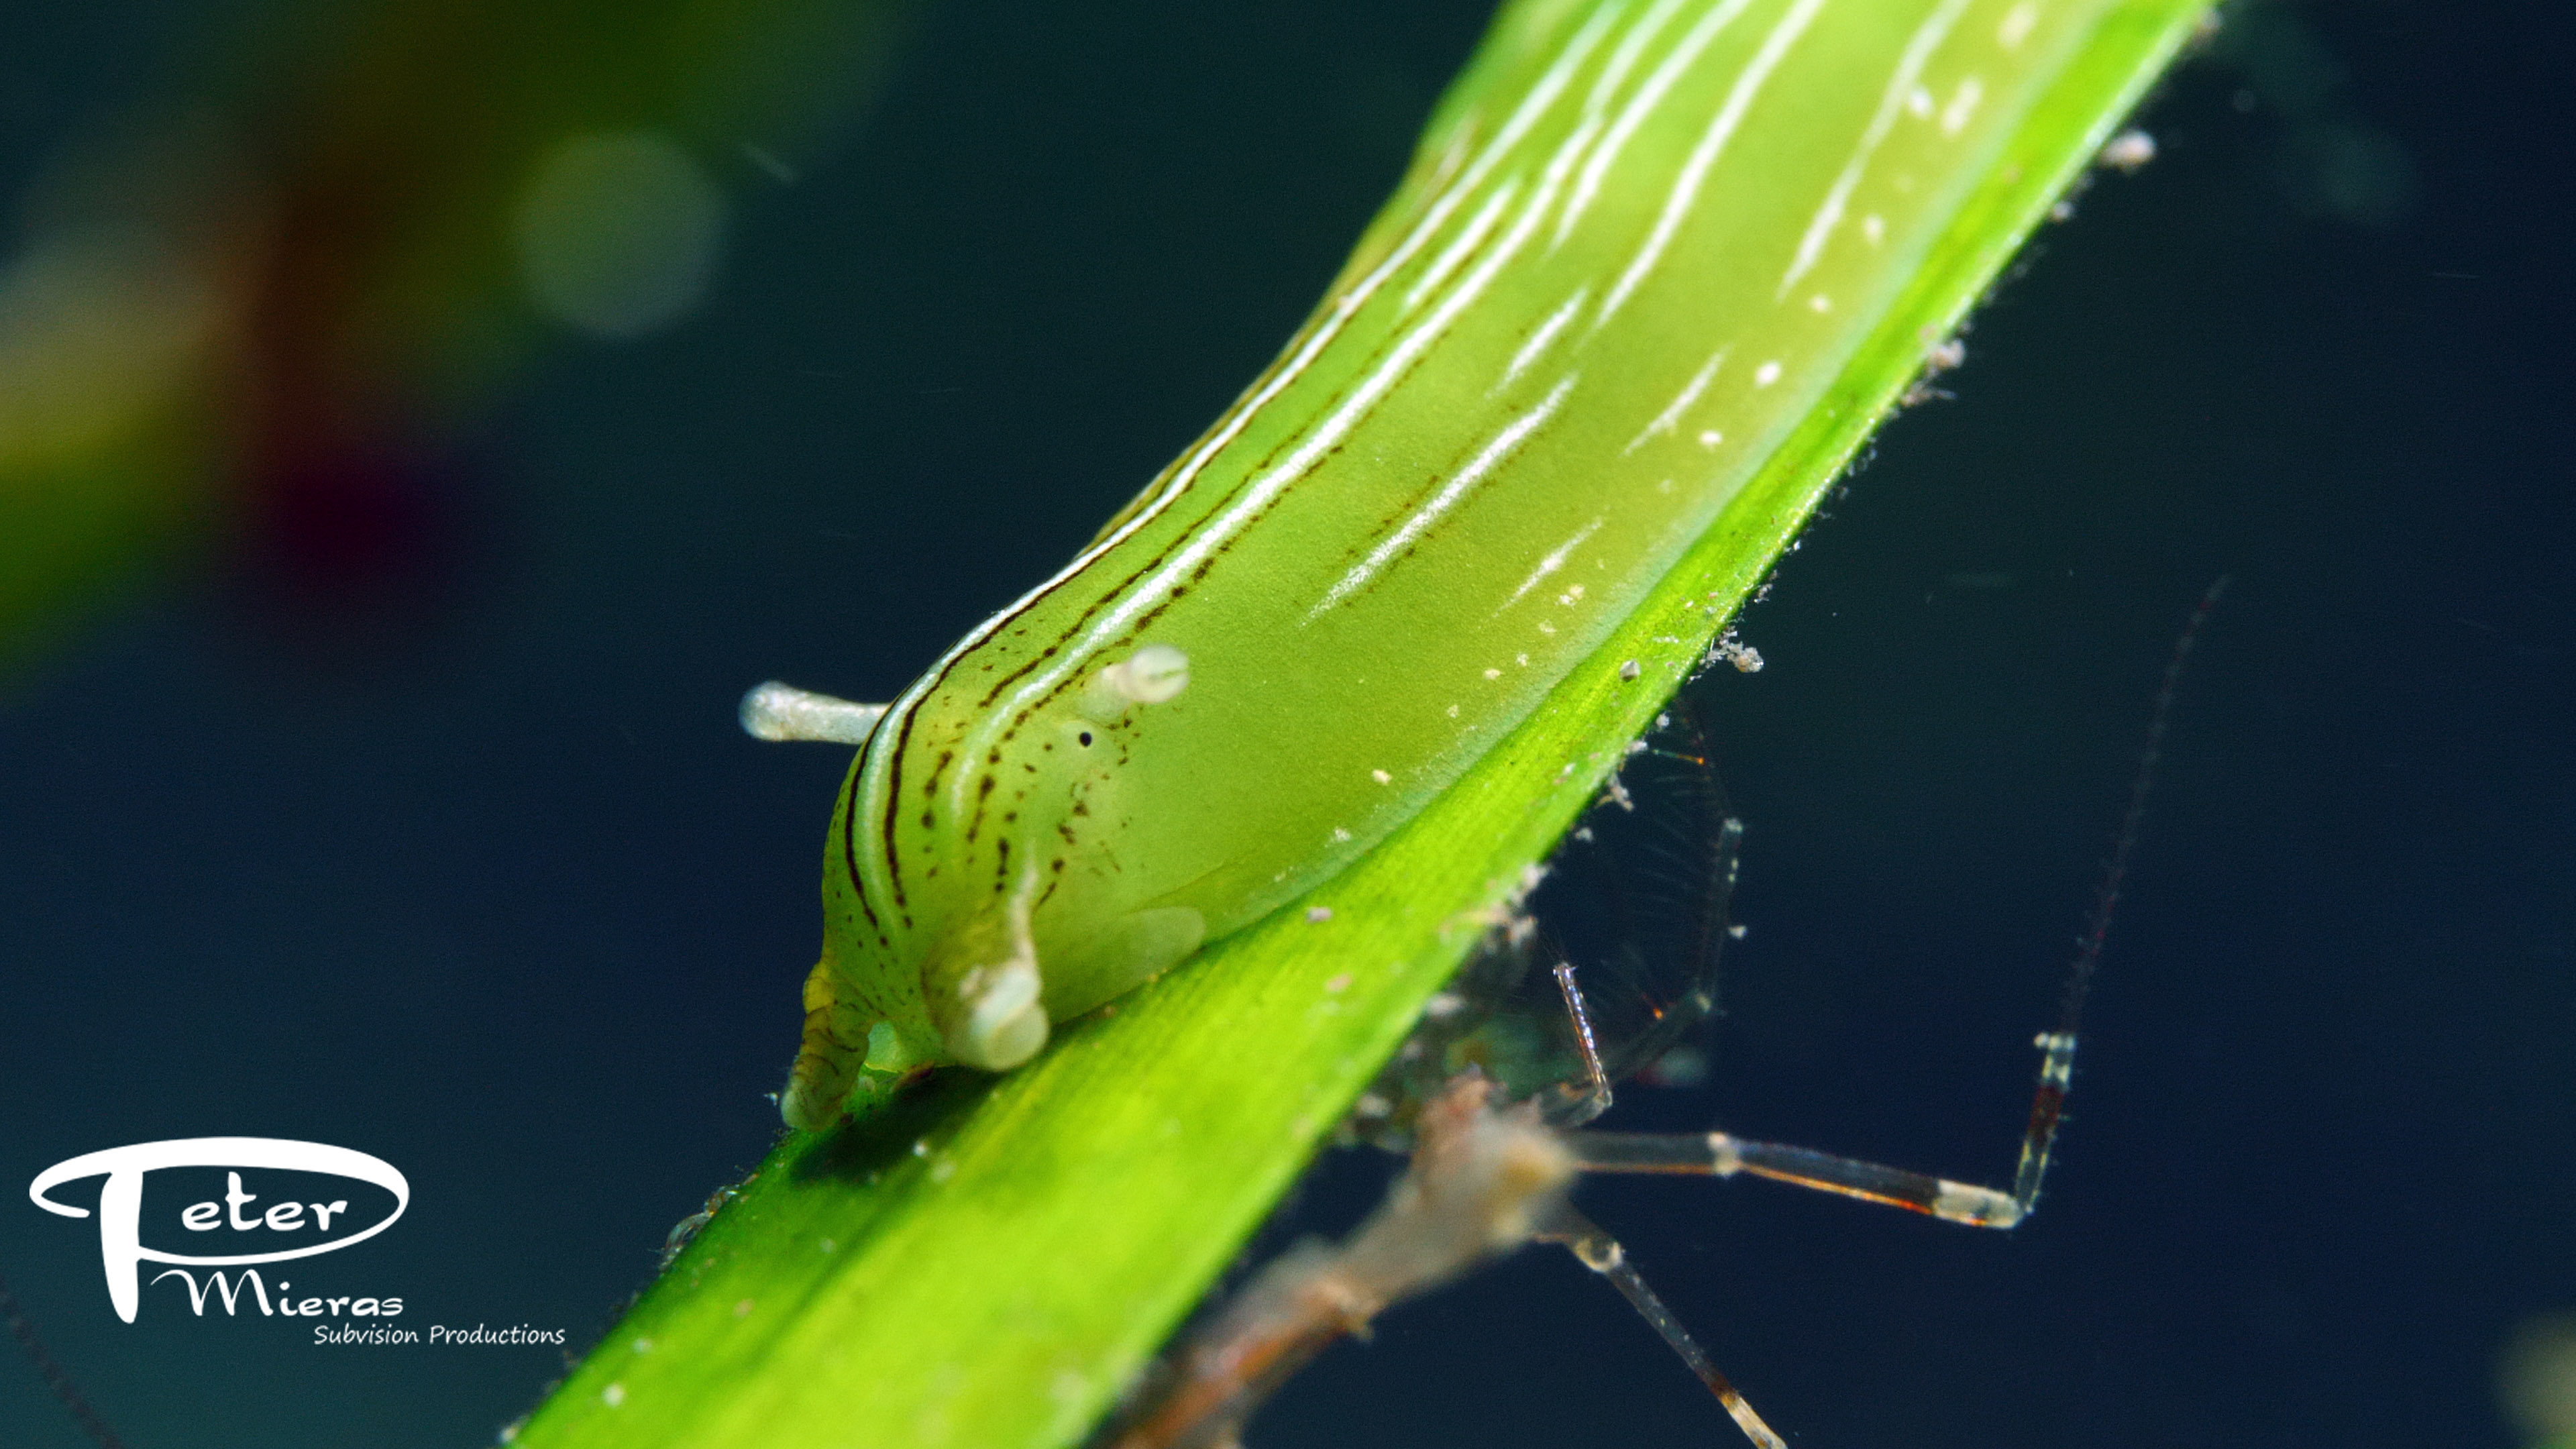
1106,579,2227,1449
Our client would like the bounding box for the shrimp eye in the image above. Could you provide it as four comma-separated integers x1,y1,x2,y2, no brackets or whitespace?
1077,731,1094,747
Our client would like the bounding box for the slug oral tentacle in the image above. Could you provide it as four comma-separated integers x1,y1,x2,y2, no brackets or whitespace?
739,681,890,745
941,860,1051,1070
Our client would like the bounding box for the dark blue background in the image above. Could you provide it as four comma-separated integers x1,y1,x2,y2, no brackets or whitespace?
3,3,2569,1447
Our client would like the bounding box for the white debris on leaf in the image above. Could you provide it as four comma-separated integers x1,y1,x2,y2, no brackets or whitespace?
2099,129,2156,173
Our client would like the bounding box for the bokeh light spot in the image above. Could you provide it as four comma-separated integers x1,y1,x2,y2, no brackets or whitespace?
512,131,726,340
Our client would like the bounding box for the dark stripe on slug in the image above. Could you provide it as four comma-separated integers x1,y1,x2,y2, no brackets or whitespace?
1082,290,1359,543
974,264,1501,745
838,755,885,941
963,767,999,845
1057,323,1480,659
960,334,1387,715
916,291,1387,725
961,390,1336,714
1327,380,1566,606
1073,160,1492,551
1084,310,1342,536
967,566,1157,712
963,178,1511,717
879,694,926,910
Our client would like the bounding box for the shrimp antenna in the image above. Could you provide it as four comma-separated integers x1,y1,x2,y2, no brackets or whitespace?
1568,577,2232,1234
2009,574,2228,1212
1,1267,128,1449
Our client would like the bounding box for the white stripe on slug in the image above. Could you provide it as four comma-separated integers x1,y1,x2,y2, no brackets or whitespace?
1403,182,1523,315
1497,285,1592,391
1624,346,1727,453
1581,0,1692,120
1556,0,1760,250
1776,0,1972,299
1497,516,1607,614
1597,0,1829,329
1309,370,1579,619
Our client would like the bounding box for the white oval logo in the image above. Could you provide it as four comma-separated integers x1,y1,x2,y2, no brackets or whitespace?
29,1138,409,1322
